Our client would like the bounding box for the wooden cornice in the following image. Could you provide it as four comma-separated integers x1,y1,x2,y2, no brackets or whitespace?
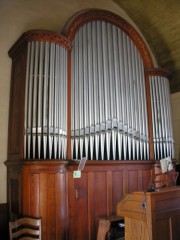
145,68,172,80
62,8,154,68
8,30,71,58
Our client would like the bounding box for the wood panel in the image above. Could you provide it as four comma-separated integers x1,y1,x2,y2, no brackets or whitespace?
21,161,68,240
170,214,180,240
5,160,154,240
117,187,180,240
8,46,27,160
5,160,22,219
67,160,154,240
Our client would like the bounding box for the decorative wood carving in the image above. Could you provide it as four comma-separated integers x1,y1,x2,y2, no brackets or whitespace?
9,30,71,58
63,9,154,68
145,68,171,79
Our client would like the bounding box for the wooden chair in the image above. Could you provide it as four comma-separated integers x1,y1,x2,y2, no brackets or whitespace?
97,216,124,240
148,169,179,190
9,217,41,240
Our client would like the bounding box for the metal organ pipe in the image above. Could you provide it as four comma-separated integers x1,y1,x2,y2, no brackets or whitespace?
71,21,150,160
149,76,174,159
24,41,68,159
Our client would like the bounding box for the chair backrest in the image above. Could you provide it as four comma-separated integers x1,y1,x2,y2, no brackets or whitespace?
9,217,41,240
148,169,179,190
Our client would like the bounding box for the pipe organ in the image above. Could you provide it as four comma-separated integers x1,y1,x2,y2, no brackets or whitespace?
7,10,174,162
6,9,176,240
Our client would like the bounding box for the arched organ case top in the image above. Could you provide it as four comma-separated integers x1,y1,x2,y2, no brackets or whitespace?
71,21,150,160
7,9,174,161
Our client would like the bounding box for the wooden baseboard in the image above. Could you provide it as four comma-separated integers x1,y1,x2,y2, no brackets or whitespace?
0,203,9,239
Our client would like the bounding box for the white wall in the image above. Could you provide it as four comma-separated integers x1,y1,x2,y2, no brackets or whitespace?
171,92,180,164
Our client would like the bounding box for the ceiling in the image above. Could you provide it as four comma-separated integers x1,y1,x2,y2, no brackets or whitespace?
114,0,180,93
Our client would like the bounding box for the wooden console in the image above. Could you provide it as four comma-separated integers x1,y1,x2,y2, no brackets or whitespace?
117,187,180,240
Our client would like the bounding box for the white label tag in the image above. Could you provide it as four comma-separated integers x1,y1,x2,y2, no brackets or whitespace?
73,170,81,178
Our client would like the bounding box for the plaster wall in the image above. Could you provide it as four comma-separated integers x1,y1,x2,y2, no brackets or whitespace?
171,92,180,164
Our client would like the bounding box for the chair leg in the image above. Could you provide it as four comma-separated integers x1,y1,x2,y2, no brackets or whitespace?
97,219,111,240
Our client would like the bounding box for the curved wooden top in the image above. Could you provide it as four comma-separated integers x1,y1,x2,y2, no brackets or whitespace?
62,8,154,68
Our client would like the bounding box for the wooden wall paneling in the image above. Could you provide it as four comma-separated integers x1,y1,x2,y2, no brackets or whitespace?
106,171,113,217
9,178,20,218
56,172,68,240
30,173,40,216
47,173,56,240
156,219,170,240
137,169,143,190
39,173,48,240
67,161,154,240
142,169,152,190
87,172,95,240
5,160,154,240
21,161,68,240
67,170,76,240
170,214,180,240
22,164,31,215
122,170,129,195
93,172,108,236
128,170,138,193
111,171,123,215
5,161,22,220
74,173,89,240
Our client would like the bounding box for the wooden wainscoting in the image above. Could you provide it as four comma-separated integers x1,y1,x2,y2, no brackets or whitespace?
6,160,154,240
67,160,154,240
21,160,68,240
5,160,22,220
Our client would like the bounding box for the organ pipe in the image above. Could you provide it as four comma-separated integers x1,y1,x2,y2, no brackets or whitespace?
149,76,174,159
24,41,68,159
71,21,150,160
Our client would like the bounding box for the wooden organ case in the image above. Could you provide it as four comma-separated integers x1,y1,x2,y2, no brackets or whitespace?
5,9,175,240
